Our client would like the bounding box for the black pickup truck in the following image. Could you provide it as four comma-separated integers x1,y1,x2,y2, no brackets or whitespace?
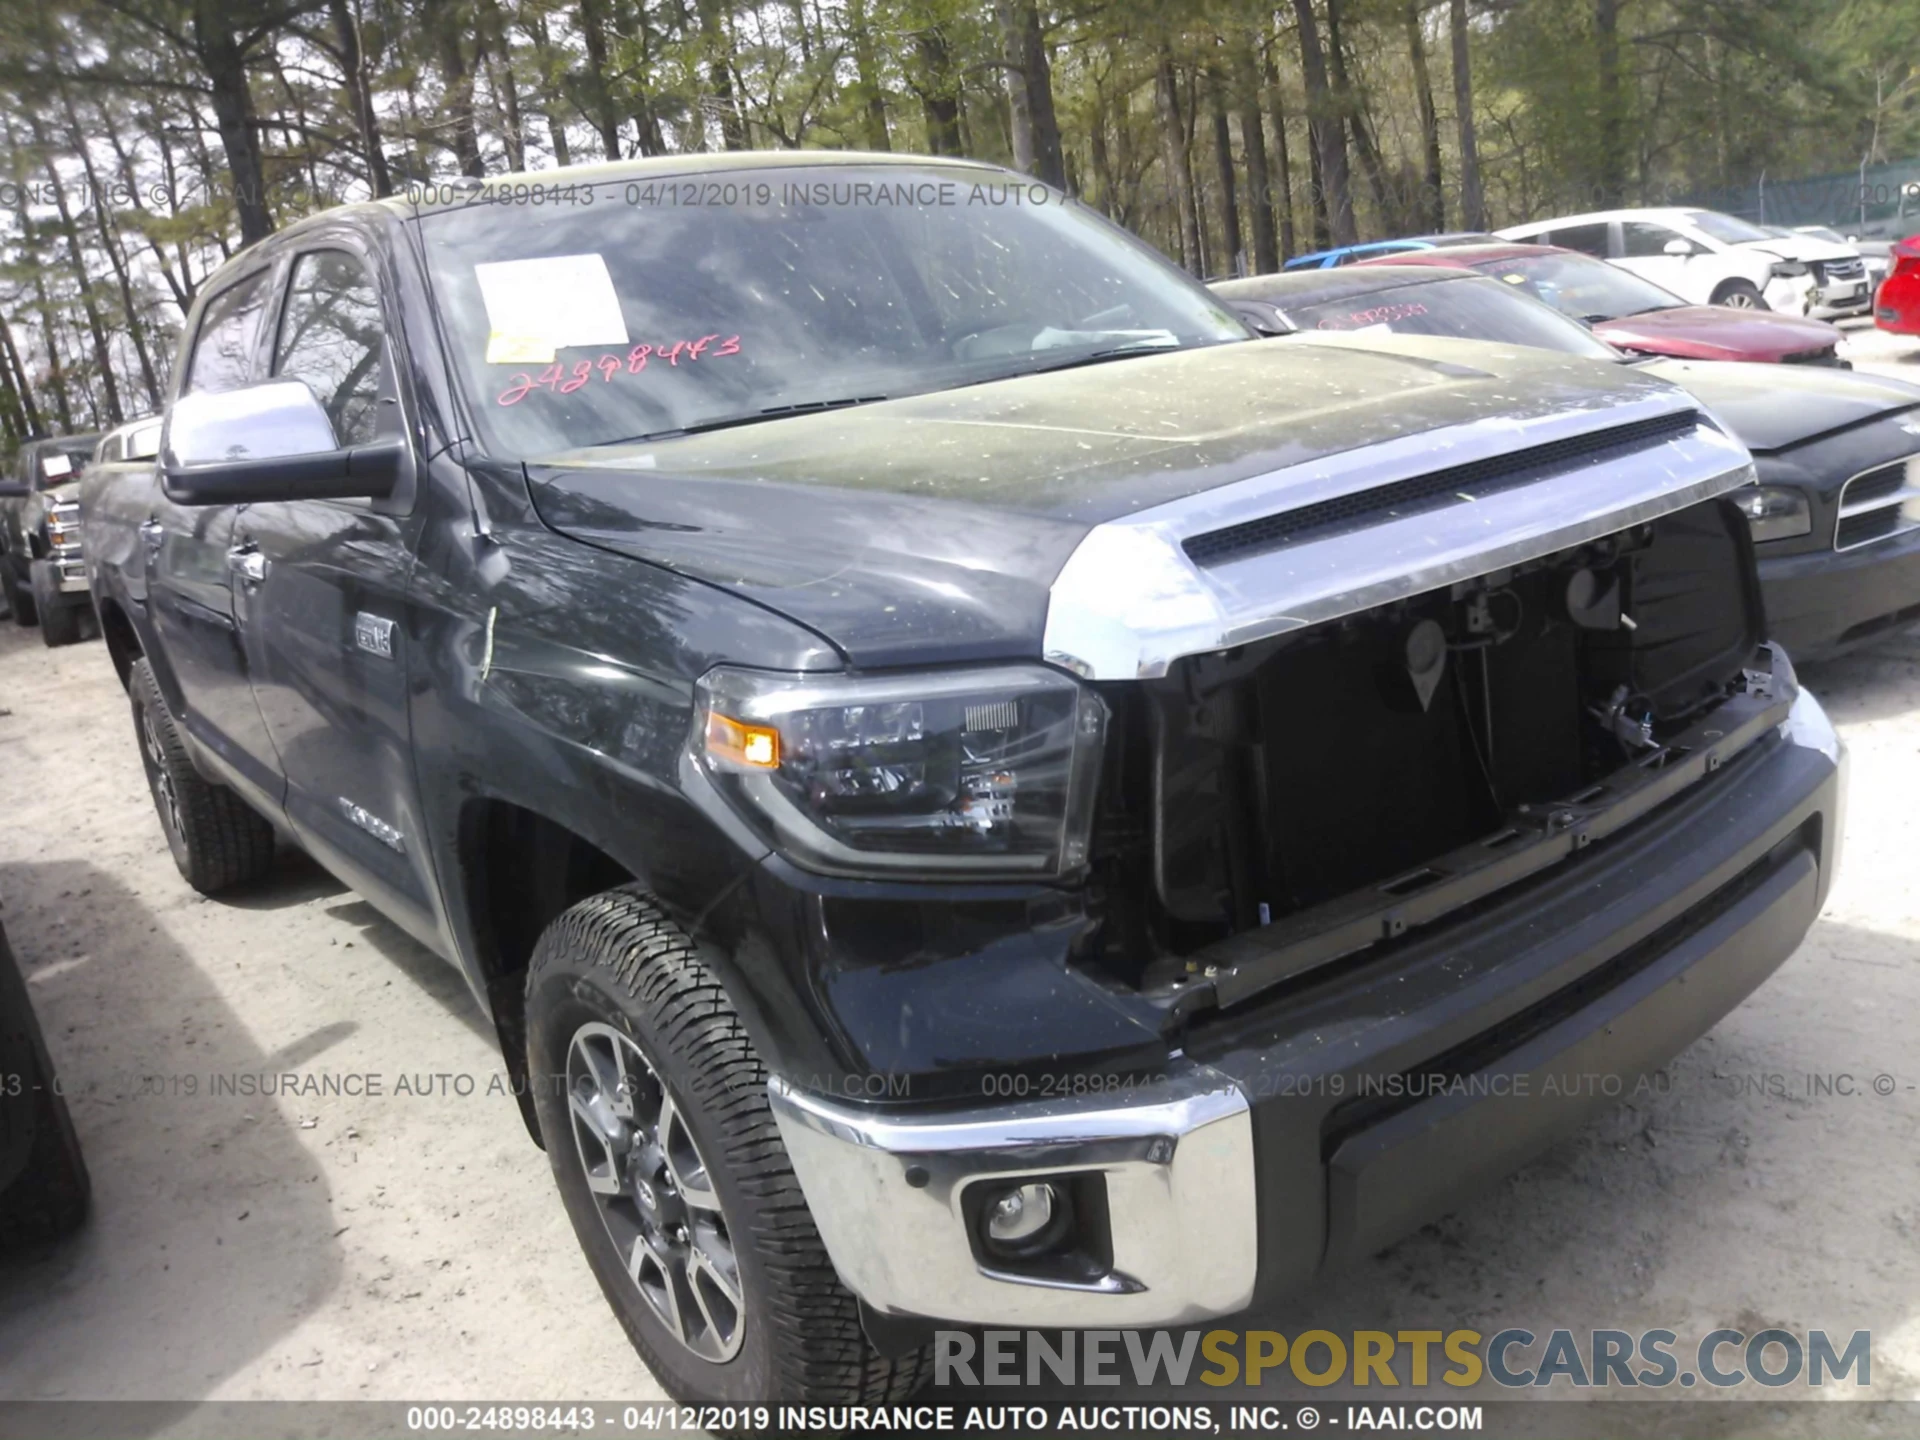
83,153,1845,1405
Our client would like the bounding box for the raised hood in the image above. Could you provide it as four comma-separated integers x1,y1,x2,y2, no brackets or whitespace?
1641,357,1920,453
527,337,1729,669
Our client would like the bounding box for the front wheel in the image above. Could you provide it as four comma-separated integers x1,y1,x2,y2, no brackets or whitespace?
526,885,930,1406
1711,279,1768,310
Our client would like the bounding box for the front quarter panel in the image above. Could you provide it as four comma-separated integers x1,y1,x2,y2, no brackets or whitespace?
406,455,855,1069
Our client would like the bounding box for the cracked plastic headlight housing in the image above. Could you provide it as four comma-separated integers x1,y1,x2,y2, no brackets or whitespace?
693,665,1107,878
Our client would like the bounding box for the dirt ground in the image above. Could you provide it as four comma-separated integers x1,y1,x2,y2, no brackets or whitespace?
2,322,1919,1415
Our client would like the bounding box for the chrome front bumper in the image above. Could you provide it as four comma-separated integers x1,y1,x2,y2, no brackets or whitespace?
767,1063,1257,1326
768,686,1843,1331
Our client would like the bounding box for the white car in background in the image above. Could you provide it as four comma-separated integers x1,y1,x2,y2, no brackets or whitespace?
1497,208,1866,317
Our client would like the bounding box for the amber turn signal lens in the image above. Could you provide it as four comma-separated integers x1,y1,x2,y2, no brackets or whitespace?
705,710,781,769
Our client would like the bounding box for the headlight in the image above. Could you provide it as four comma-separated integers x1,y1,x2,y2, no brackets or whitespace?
1735,485,1812,542
693,665,1107,878
1769,261,1810,278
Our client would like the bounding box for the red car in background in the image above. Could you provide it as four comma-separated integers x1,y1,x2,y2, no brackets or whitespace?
1875,236,1920,336
1360,242,1847,365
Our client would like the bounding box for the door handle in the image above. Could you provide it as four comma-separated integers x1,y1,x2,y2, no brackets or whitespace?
139,518,163,549
228,544,267,585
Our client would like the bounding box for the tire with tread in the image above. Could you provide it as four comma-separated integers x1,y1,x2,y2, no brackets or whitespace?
1710,279,1768,310
30,561,83,647
6,557,35,626
526,884,932,1408
129,658,276,894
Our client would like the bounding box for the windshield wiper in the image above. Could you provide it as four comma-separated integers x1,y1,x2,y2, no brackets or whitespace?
967,338,1186,387
588,394,889,448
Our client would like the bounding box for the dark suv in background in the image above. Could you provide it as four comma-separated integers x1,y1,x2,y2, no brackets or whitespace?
1,433,103,642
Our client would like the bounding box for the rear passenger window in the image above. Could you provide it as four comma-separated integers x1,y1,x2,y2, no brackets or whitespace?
1549,223,1611,258
185,271,273,394
273,250,388,448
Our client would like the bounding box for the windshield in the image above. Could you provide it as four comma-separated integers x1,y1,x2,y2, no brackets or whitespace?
1467,250,1688,322
32,441,99,489
1686,211,1775,245
418,165,1248,460
1280,276,1621,360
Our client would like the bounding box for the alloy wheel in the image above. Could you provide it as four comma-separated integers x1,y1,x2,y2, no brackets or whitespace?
566,1021,745,1364
140,705,183,841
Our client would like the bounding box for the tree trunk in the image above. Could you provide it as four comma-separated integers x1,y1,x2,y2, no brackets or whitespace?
1263,48,1299,259
477,0,527,170
1155,54,1204,273
26,114,124,424
56,89,162,409
1593,0,1626,206
425,0,485,176
575,0,626,159
1326,0,1392,233
1000,0,1065,188
1087,85,1113,215
1206,65,1243,275
1233,43,1278,273
1292,0,1354,246
913,27,964,155
1449,0,1484,230
329,0,394,194
27,271,75,432
1406,0,1446,229
695,0,746,149
846,0,891,150
194,0,273,244
0,321,43,438
606,0,669,157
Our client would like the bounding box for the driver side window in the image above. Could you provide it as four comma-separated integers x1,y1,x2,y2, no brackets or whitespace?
273,250,389,448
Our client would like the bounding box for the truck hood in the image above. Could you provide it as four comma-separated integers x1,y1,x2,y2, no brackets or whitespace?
527,337,1708,668
1639,357,1920,453
1593,305,1839,363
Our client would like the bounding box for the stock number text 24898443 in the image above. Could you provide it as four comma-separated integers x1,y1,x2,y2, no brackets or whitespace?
495,335,742,406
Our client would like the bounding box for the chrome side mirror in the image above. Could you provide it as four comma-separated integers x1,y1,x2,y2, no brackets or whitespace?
162,381,408,506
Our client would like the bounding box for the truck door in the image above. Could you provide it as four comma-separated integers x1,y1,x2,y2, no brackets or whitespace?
233,244,447,953
146,266,287,816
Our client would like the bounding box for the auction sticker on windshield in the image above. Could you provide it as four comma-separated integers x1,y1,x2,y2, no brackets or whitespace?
473,252,630,364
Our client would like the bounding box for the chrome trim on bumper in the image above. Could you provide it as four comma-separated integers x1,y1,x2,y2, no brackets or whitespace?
767,1064,1257,1326
1042,395,1754,679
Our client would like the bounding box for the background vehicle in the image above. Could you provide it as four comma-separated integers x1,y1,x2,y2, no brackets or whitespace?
1788,225,1891,289
85,154,1841,1407
1281,232,1500,270
1215,264,1920,659
0,434,100,634
0,912,92,1250
1497,207,1858,314
1876,236,1920,337
1362,242,1845,364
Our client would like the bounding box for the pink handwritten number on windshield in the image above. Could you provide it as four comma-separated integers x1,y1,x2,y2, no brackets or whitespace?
496,334,743,406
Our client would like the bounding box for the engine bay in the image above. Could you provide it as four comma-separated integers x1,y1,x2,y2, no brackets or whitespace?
1084,497,1784,1000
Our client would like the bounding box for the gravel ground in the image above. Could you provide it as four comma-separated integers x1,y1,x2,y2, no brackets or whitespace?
1,323,1918,1417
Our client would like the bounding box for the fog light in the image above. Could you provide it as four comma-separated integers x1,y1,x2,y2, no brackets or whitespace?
980,1181,1070,1258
